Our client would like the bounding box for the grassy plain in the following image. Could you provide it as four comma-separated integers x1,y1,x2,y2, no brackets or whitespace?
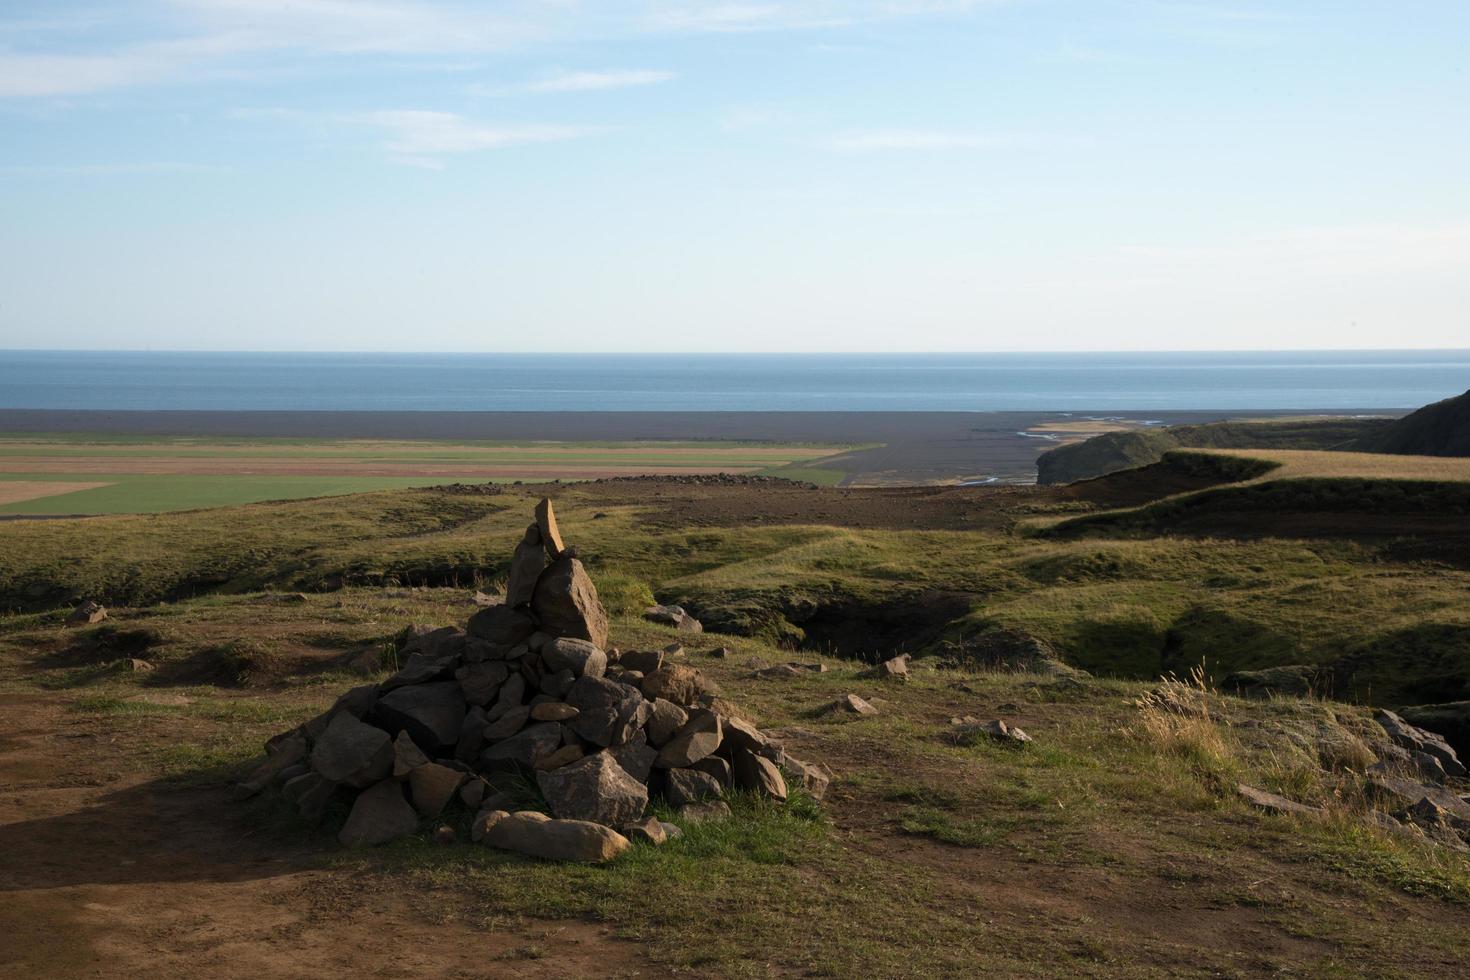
0,435,852,514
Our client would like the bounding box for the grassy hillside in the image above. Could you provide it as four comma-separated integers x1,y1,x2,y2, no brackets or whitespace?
1036,417,1392,485
1351,389,1470,457
3,474,1469,706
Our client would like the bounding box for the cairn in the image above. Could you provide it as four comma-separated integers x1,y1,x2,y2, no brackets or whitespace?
239,499,825,862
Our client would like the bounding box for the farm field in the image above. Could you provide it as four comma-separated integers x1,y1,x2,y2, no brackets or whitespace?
1195,448,1470,483
0,435,853,515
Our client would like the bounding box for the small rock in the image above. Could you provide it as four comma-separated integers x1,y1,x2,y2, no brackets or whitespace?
535,497,568,558
531,702,580,722
454,661,510,706
283,771,337,822
541,638,607,679
733,749,788,802
483,704,531,740
481,722,563,771
466,604,538,650
622,816,668,845
67,600,107,625
310,712,393,788
644,698,689,747
505,523,547,607
656,710,723,769
871,655,910,681
953,718,1032,746
708,646,731,659
831,694,877,716
689,755,733,786
782,755,831,801
432,824,457,845
534,744,585,771
391,730,430,778
641,664,718,706
665,767,724,807
566,675,649,748
484,810,631,863
339,779,420,847
619,650,665,674
756,664,804,680
678,801,731,823
471,808,510,843
460,776,489,809
644,605,703,633
126,658,154,672
408,762,465,817
609,728,657,783
1237,784,1322,817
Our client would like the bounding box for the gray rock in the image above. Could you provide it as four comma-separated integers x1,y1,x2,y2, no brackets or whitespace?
619,650,665,674
781,755,831,802
339,779,419,847
381,651,455,691
471,808,510,843
481,721,563,771
483,811,631,863
664,767,724,807
534,744,585,771
677,801,731,823
1400,702,1470,761
67,600,108,625
689,755,732,787
487,673,526,720
483,704,531,740
454,661,510,706
1368,773,1470,819
831,694,877,716
467,604,537,650
310,712,393,788
459,776,489,809
235,731,308,799
531,702,580,722
733,748,788,802
283,771,338,822
644,699,688,747
655,709,722,769
505,523,547,607
539,668,576,699
621,816,668,845
1237,783,1322,817
391,730,429,778
720,716,776,758
952,718,1032,747
373,682,466,752
537,752,649,826
298,684,379,743
408,762,465,817
644,604,703,633
531,557,609,650
640,664,718,706
870,654,910,681
455,705,488,765
541,638,607,679
1377,709,1466,778
566,675,650,748
535,498,568,558
609,729,657,783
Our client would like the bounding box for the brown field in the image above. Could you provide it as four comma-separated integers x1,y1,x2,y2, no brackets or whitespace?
0,458,777,478
0,481,113,505
1197,448,1470,483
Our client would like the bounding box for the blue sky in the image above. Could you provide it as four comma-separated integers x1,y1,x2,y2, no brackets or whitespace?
1,1,1467,352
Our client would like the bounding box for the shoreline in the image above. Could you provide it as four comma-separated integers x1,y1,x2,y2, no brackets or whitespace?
0,408,1402,486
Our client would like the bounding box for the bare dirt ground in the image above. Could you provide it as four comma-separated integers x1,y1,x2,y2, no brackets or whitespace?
0,691,650,979
0,481,112,505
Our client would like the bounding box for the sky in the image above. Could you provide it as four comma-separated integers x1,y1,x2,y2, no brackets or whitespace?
1,1,1467,353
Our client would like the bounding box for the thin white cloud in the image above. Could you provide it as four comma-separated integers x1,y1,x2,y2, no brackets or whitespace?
353,110,588,156
824,129,1080,152
511,69,677,94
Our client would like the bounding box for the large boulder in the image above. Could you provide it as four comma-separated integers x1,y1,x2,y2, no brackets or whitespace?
482,811,630,863
373,682,466,753
467,604,537,650
338,779,419,847
505,523,547,607
536,752,648,826
310,712,393,788
565,675,649,748
656,709,722,769
531,558,608,649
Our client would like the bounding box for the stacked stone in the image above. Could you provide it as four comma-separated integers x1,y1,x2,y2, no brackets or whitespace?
239,498,826,863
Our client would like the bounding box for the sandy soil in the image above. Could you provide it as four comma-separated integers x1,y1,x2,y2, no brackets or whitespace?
0,481,113,505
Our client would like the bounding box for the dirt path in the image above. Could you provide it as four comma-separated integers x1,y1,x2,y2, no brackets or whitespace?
0,693,646,979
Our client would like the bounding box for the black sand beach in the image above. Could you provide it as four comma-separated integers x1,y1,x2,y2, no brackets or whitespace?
0,408,1398,484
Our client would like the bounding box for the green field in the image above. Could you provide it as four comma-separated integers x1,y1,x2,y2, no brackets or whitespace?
0,434,854,514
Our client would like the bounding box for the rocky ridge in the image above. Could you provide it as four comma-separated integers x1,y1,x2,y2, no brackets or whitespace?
238,498,826,862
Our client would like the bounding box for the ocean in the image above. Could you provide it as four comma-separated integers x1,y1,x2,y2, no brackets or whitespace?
0,350,1465,413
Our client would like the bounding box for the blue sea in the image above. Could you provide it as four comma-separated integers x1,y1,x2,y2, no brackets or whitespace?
0,350,1465,413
